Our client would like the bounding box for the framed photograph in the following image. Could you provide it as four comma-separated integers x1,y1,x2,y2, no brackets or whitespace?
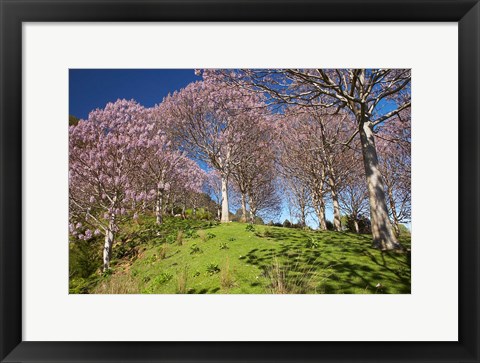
1,0,479,362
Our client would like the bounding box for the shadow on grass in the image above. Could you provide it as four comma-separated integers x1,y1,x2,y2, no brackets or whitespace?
241,231,411,294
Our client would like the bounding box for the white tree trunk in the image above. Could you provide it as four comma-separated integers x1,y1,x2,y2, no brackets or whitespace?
315,202,327,230
220,175,230,223
241,193,248,223
155,189,164,225
327,165,342,232
300,202,306,227
249,203,257,224
103,214,115,272
359,121,400,250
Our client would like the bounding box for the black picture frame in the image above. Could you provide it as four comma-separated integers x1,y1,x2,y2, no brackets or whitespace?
1,0,479,362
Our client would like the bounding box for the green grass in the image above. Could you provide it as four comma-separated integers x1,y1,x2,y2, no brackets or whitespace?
90,219,411,294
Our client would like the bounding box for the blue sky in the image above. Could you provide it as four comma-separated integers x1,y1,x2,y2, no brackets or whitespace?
69,69,200,119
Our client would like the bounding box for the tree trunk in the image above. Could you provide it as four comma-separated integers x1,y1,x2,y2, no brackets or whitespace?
163,191,169,214
359,121,401,250
142,190,147,213
220,174,230,223
386,184,400,237
327,164,342,231
103,214,115,272
241,193,248,223
155,187,164,225
392,221,400,237
249,203,257,224
353,218,360,234
313,191,327,230
300,200,306,227
317,204,327,231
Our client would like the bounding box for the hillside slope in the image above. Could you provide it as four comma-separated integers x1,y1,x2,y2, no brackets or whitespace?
87,220,411,294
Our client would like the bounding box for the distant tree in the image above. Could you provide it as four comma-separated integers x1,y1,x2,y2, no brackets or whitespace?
398,224,411,236
204,170,224,220
377,110,411,236
282,219,292,228
69,115,80,126
338,160,369,234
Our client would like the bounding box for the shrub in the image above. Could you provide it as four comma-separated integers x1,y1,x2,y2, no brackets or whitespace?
190,243,201,254
69,276,101,294
165,233,176,244
344,214,372,234
220,257,234,289
143,254,157,265
305,237,320,249
154,272,173,284
111,240,138,260
245,224,255,232
183,227,199,239
291,223,305,229
206,263,220,275
325,220,335,231
398,224,411,236
282,219,292,228
195,208,213,221
69,240,101,279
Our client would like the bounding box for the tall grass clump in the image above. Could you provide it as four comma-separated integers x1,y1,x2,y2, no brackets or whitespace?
266,257,324,294
177,266,189,294
176,230,184,246
220,257,234,290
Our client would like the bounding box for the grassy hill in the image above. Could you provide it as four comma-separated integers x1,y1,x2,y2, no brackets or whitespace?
71,217,411,294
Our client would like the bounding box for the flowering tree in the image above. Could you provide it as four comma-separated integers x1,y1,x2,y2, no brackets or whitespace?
134,118,204,224
175,159,207,218
158,78,269,223
69,100,151,271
